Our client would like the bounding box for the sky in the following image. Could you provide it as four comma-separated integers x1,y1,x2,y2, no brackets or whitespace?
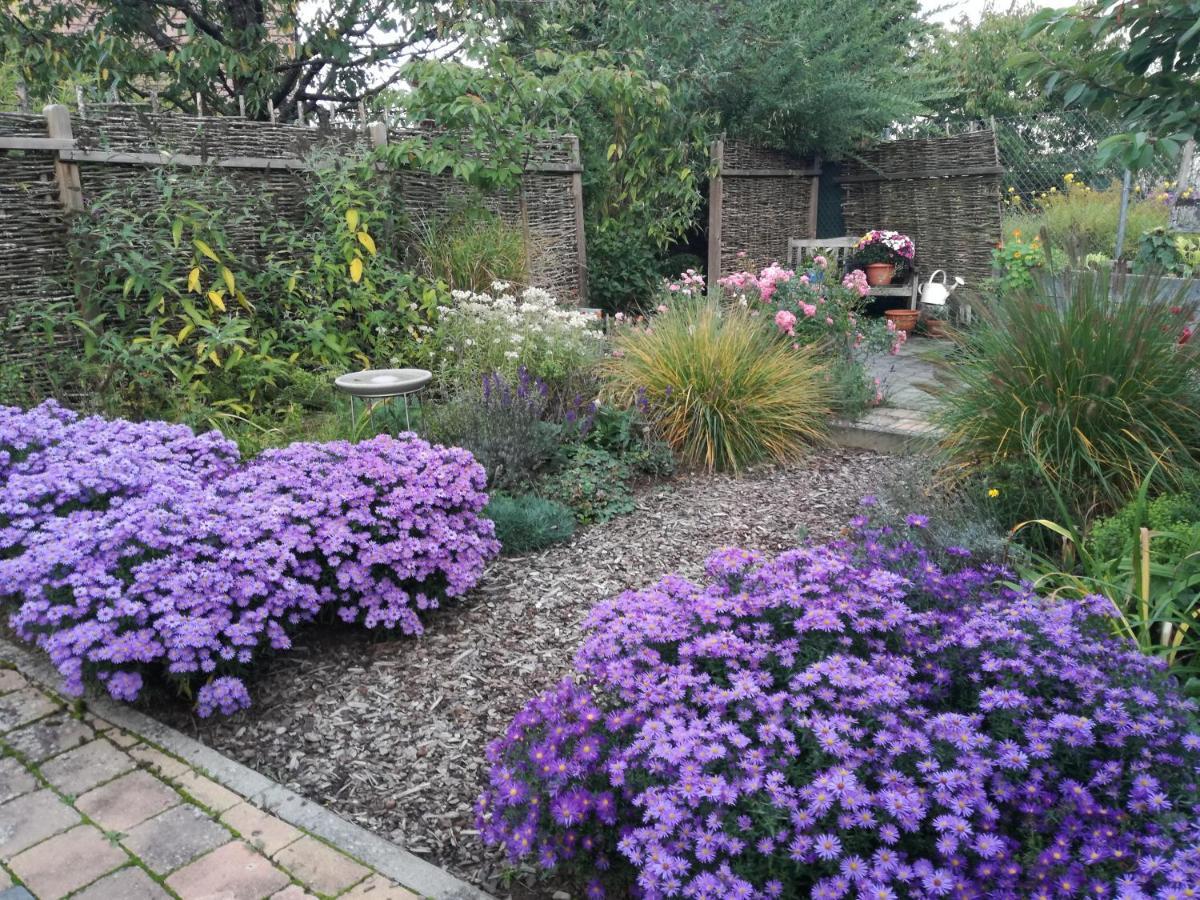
923,0,1065,24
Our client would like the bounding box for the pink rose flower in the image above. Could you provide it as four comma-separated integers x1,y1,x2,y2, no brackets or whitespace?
774,309,797,335
801,303,817,317
814,255,828,269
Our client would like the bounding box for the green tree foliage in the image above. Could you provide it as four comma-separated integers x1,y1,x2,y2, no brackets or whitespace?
393,47,708,310
1021,0,1200,170
0,0,493,119
502,0,933,160
923,2,1080,122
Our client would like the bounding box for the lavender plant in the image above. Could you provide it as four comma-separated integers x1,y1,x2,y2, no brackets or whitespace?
477,507,1200,898
0,401,499,715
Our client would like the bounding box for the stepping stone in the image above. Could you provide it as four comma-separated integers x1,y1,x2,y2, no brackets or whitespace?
0,689,59,734
71,866,171,900
122,804,231,875
0,672,28,695
4,714,94,762
9,824,128,899
341,874,421,899
221,802,302,857
272,835,370,896
0,789,80,859
0,758,36,804
76,770,181,832
166,841,290,900
40,739,134,797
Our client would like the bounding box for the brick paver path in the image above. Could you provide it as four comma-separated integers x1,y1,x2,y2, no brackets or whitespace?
857,336,949,438
0,666,421,900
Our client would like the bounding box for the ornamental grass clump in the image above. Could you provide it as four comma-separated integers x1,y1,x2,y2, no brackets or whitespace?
602,299,830,472
0,402,499,715
477,511,1200,899
937,266,1200,515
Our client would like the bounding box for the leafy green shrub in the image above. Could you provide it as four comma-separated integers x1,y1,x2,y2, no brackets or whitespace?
603,298,830,472
1088,473,1200,564
58,153,446,429
540,445,635,524
586,226,663,313
580,402,675,478
410,206,529,293
485,494,576,554
937,266,1200,519
422,369,575,492
1019,473,1200,687
1005,176,1169,259
1133,227,1200,277
992,227,1048,294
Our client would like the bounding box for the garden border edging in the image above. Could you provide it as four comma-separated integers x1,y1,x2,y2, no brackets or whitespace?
0,636,493,900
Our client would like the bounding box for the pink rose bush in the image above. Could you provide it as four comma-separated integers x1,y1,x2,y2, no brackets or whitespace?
478,512,1200,898
718,261,905,411
0,401,499,715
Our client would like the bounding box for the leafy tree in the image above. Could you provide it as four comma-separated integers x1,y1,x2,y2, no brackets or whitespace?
392,47,708,310
0,0,493,120
1021,0,1200,170
501,0,935,161
922,2,1079,122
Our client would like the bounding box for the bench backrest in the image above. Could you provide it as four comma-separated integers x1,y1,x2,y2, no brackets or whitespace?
787,237,857,274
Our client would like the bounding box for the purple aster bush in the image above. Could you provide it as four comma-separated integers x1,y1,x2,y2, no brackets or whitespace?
0,401,239,558
477,517,1200,898
1,404,498,715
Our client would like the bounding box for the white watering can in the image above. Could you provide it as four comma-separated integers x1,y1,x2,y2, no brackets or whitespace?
919,270,965,307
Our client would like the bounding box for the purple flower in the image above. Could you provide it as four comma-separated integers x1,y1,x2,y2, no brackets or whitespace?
0,403,499,716
475,512,1200,897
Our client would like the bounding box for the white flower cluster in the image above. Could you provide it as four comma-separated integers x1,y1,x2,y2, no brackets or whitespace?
432,282,602,392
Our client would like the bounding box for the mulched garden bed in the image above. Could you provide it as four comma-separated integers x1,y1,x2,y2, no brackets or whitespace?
156,448,898,895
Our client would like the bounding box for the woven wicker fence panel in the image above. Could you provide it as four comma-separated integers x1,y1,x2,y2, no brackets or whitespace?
0,112,51,138
78,163,312,268
0,152,78,396
717,140,817,276
841,131,1002,286
390,129,584,301
73,104,368,157
522,172,582,300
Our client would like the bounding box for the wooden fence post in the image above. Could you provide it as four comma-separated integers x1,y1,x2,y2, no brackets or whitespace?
570,135,588,303
707,137,724,286
44,104,83,213
808,155,821,238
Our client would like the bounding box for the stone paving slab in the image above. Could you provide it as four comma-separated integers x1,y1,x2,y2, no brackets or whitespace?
835,337,946,454
0,646,491,900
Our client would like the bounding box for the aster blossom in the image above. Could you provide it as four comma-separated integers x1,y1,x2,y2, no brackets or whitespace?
477,517,1200,898
1,402,499,715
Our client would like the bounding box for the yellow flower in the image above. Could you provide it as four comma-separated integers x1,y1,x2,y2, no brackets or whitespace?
1008,186,1016,193
988,488,1000,498
1013,251,1022,259
1012,229,1022,239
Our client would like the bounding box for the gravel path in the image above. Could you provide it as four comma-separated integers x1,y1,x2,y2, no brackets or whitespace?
157,448,896,894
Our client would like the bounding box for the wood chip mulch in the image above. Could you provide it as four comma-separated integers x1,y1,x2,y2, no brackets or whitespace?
156,447,897,895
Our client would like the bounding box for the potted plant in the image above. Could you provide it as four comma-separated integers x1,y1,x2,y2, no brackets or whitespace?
851,230,915,286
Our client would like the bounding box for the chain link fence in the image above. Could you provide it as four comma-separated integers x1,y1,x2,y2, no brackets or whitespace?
995,110,1176,210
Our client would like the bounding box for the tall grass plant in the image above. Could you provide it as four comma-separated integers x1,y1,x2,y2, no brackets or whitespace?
602,298,830,471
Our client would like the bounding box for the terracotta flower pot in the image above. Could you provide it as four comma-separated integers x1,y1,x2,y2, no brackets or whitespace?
884,309,919,334
925,318,947,338
865,263,896,286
